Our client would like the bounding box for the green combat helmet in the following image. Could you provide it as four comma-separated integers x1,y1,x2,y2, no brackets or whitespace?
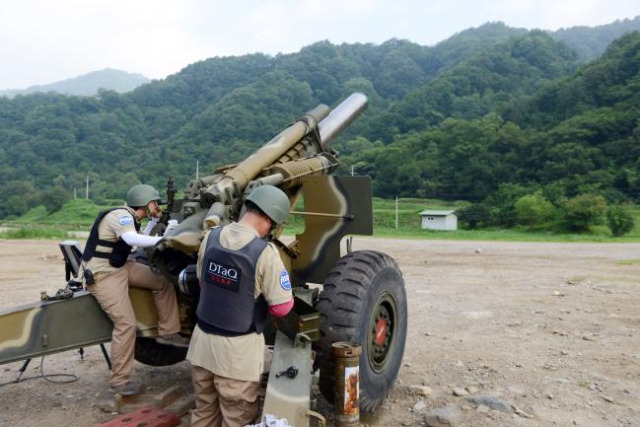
246,185,290,225
126,184,160,208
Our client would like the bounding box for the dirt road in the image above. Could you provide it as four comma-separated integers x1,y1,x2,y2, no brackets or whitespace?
1,238,639,426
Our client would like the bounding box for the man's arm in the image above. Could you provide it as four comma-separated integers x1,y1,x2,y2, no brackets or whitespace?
259,244,294,318
121,230,162,248
269,299,294,317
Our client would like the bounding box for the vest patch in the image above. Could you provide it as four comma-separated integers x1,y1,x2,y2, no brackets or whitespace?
205,260,241,292
119,214,134,226
280,269,292,291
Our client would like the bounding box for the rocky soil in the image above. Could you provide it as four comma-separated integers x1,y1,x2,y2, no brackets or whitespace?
1,237,639,426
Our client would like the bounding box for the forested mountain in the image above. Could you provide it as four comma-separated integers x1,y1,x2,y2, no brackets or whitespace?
552,16,640,62
0,69,150,98
342,31,640,203
0,19,639,223
354,30,578,142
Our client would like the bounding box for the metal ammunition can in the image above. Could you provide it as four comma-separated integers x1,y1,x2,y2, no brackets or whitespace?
331,341,362,426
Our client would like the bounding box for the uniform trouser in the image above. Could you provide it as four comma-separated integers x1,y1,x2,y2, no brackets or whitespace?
191,365,261,427
87,261,181,387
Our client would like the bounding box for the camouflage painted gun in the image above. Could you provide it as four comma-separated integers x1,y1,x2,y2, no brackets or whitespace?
0,93,407,425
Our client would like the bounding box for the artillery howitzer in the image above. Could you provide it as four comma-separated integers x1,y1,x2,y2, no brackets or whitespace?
0,93,407,425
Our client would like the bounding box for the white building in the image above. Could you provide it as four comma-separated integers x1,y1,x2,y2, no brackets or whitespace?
418,210,457,231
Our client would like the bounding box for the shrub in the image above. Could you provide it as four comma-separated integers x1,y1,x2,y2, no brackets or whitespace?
560,194,606,232
606,205,635,237
458,203,491,229
483,183,531,227
40,186,71,213
515,192,556,227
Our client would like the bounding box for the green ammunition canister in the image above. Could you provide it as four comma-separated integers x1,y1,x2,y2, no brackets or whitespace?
331,341,362,426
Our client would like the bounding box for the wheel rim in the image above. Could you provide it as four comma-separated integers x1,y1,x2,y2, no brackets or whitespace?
368,292,397,373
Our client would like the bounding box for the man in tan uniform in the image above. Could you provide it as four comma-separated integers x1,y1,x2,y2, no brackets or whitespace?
83,184,188,396
187,185,294,427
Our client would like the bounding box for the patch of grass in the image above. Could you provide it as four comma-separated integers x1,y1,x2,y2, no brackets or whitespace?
371,199,640,242
282,224,638,243
283,199,640,243
18,205,49,222
616,259,640,266
44,199,110,226
372,228,640,242
0,228,71,240
5,199,111,230
372,198,469,229
4,197,640,243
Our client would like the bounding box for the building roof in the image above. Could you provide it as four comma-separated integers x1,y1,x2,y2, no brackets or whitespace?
418,210,456,216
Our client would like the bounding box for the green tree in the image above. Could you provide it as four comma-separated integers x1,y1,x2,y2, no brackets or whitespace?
606,205,635,236
40,186,72,213
2,30,640,221
560,194,607,232
484,183,531,227
0,180,39,218
514,191,557,227
457,203,491,229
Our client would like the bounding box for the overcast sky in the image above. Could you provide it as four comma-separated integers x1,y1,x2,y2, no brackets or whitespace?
0,0,638,90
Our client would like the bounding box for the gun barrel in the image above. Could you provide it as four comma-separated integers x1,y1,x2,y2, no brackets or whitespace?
207,104,330,198
318,92,368,148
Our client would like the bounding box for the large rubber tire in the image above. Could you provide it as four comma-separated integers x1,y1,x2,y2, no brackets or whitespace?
134,337,188,366
315,250,407,412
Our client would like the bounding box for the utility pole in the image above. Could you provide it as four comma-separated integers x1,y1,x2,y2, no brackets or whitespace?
85,175,89,199
351,165,354,176
74,188,77,200
395,196,399,229
196,160,200,181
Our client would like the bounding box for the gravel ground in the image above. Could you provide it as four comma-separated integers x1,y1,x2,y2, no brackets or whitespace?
1,237,639,426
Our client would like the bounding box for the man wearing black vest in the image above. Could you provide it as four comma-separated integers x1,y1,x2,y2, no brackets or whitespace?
83,184,188,397
187,185,294,427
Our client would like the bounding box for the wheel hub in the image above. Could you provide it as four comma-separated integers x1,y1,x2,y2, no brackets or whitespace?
369,294,396,371
374,318,388,347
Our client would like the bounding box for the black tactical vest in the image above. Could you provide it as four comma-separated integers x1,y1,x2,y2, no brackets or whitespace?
82,208,140,268
197,227,269,337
